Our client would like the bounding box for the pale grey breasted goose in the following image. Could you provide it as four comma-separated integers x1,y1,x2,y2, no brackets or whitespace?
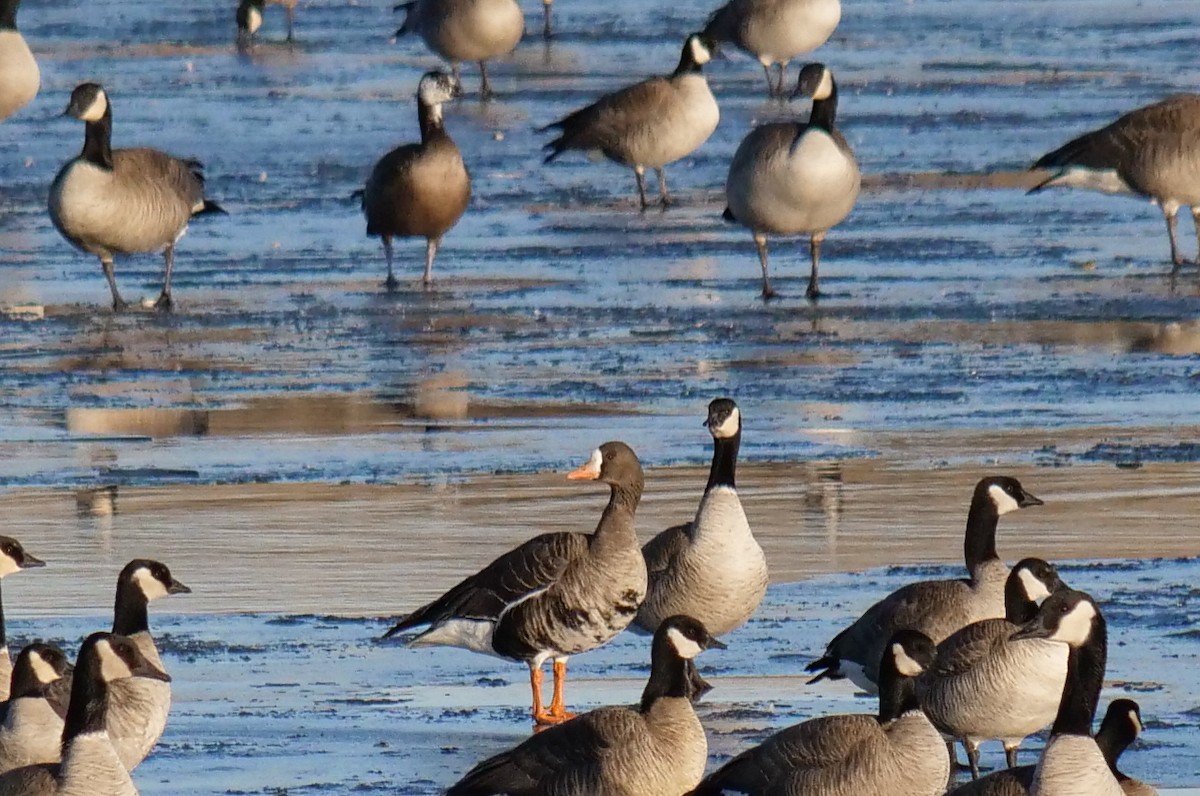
541,33,720,210
1009,588,1122,796
702,0,840,97
49,83,226,312
446,615,724,796
0,645,73,774
724,63,859,300
393,0,523,101
0,633,170,796
690,629,949,796
1029,94,1200,271
633,398,767,700
357,71,471,290
918,558,1068,779
806,476,1043,693
105,560,190,772
0,0,37,123
0,539,46,704
236,0,297,44
383,441,648,725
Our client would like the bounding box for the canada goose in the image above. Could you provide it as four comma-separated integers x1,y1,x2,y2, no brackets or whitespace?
806,476,1043,693
1010,588,1121,796
724,62,859,300
1029,94,1200,271
49,83,226,312
447,615,724,796
690,629,948,796
541,33,720,210
105,560,190,772
702,0,840,97
236,0,297,44
357,71,471,290
0,539,46,704
0,0,37,123
633,398,767,699
0,645,72,774
384,441,648,725
0,633,170,796
918,558,1068,779
393,0,523,100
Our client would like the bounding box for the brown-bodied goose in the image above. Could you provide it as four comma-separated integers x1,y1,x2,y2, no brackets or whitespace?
447,615,724,796
49,83,226,312
0,645,72,773
105,560,190,772
724,63,859,300
394,0,523,100
1029,95,1200,270
0,539,45,704
690,629,948,796
541,33,720,210
702,0,840,97
0,633,170,796
0,0,37,123
384,441,648,725
806,476,1043,693
357,71,471,290
918,558,1068,778
633,398,766,698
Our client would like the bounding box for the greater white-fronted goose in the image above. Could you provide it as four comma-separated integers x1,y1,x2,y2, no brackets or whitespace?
806,476,1043,693
394,0,523,100
357,70,471,290
0,539,45,704
447,615,724,796
541,33,720,210
0,0,37,123
0,645,72,773
702,0,840,97
724,62,859,300
48,83,226,312
1029,94,1200,271
633,398,766,698
384,441,648,725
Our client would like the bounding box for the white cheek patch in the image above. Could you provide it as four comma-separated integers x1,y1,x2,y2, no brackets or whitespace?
689,38,712,65
814,69,834,100
891,643,925,677
78,91,108,122
0,554,21,578
1053,600,1098,646
711,407,739,439
133,567,170,602
248,7,262,33
1017,568,1052,602
96,640,134,682
988,484,1021,516
666,627,703,659
29,652,60,685
1129,708,1143,734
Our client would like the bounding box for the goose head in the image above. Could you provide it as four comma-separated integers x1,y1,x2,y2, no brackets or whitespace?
0,536,44,578
417,70,463,108
82,633,171,685
63,83,109,123
1096,698,1143,768
236,0,266,36
567,441,644,490
703,398,741,440
121,559,192,604
11,643,72,698
658,614,727,660
975,476,1042,517
885,629,937,679
792,63,835,101
1010,588,1100,647
682,33,717,67
1005,557,1065,623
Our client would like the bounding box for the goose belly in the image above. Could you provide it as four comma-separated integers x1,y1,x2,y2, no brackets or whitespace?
1031,735,1124,796
611,76,720,170
0,31,39,122
0,699,65,770
58,731,137,796
1129,137,1200,206
743,0,841,64
422,0,523,61
106,633,170,771
607,700,706,796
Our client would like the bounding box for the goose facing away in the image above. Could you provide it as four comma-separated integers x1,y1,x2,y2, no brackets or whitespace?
723,63,859,300
690,629,949,796
447,615,724,796
383,441,648,725
49,83,226,312
0,0,38,123
0,645,73,774
702,0,840,97
806,476,1043,693
394,0,523,100
358,71,471,290
105,560,190,772
633,398,767,698
918,558,1068,779
1029,94,1200,271
0,539,46,704
0,633,170,796
542,33,720,210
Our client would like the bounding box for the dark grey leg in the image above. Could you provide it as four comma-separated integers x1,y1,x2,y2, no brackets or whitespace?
966,740,981,780
423,237,439,286
655,168,672,207
542,0,552,39
286,5,295,41
478,61,493,100
1005,744,1019,769
775,63,787,97
155,245,175,310
101,257,128,311
755,232,775,299
761,64,775,97
1191,207,1200,267
1165,205,1184,270
807,232,824,300
634,168,649,210
383,235,398,291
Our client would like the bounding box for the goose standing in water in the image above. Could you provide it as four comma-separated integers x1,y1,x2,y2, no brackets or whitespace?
0,539,45,704
541,33,720,210
0,645,72,773
447,615,724,796
394,0,523,100
690,630,949,796
1029,94,1200,271
702,0,840,97
633,398,766,698
105,560,190,771
48,83,226,312
806,476,1043,693
724,63,859,300
358,71,471,290
0,633,170,796
0,0,37,123
384,441,648,725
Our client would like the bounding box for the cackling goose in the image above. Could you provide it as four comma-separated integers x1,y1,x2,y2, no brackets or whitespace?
0,0,37,123
394,0,523,100
0,645,72,774
0,539,45,705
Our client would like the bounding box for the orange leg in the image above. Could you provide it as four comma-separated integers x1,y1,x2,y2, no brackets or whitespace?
530,666,548,722
547,659,576,721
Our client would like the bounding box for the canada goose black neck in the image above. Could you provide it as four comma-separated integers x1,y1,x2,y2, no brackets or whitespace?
112,577,150,636
417,98,447,143
1004,573,1042,625
0,0,19,30
706,430,739,491
1095,699,1138,776
639,630,691,710
62,648,111,752
876,653,921,723
80,104,115,171
0,580,6,649
1053,611,1107,737
963,486,1001,573
807,77,838,132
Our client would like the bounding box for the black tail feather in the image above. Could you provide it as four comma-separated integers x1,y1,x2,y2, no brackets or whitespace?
197,200,227,216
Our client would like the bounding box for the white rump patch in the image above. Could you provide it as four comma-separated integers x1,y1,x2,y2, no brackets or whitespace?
96,639,134,682
988,484,1021,516
133,567,170,602
1040,167,1134,196
78,90,109,122
667,627,703,659
1017,567,1052,602
29,652,60,685
1053,600,1098,646
411,619,498,656
710,407,740,439
689,36,712,66
891,642,925,677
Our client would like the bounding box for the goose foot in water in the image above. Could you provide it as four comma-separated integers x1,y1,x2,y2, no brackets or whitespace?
154,292,173,311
